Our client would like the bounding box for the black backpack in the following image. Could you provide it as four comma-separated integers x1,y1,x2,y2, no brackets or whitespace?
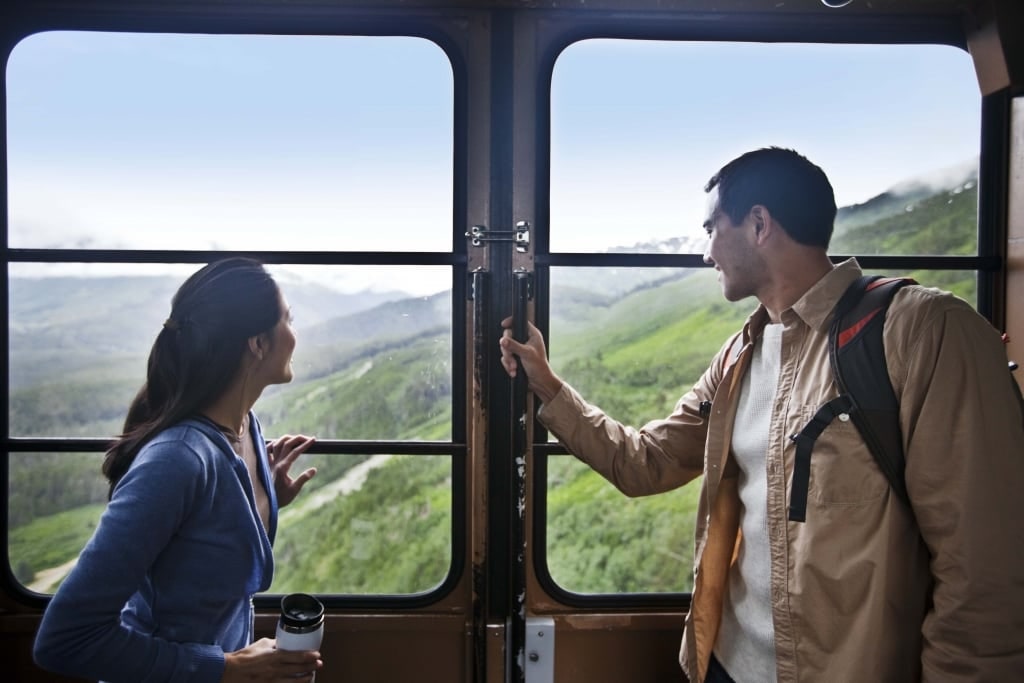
787,274,1023,522
787,276,937,522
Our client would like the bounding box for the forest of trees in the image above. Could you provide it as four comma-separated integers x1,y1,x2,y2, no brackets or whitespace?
7,167,979,596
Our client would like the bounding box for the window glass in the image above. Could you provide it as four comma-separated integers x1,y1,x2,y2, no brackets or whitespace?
546,457,695,594
547,266,746,432
8,263,452,440
8,453,107,592
550,40,980,255
8,452,453,596
6,32,453,252
545,39,981,596
8,261,453,595
545,266,743,593
544,263,976,594
5,31,457,598
271,454,452,595
877,269,977,307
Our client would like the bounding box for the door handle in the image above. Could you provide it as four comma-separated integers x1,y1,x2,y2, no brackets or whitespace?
510,268,533,682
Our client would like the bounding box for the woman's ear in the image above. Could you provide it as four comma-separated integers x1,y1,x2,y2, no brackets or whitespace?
248,334,266,361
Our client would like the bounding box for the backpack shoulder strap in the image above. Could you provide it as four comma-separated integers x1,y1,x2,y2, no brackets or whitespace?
829,274,915,507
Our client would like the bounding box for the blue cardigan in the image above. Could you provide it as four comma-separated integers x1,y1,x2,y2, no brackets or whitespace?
33,413,278,683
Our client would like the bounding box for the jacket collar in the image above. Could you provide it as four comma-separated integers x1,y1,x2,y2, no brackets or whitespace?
742,257,864,343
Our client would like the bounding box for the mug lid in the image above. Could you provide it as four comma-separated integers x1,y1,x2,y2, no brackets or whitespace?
280,592,325,628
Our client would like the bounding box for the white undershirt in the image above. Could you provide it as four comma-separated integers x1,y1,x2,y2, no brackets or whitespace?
715,323,783,683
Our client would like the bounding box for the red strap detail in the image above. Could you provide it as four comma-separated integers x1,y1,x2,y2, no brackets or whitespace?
865,277,899,292
838,308,882,348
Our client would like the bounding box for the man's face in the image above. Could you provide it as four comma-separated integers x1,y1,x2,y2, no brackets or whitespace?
702,186,763,302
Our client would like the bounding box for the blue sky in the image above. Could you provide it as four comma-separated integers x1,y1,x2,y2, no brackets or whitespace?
5,31,980,291
551,39,980,252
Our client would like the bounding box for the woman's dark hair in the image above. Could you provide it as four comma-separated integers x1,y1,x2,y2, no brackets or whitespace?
704,147,837,248
102,257,282,497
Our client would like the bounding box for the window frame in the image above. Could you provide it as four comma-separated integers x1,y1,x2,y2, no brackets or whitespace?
1,12,476,611
520,12,1004,609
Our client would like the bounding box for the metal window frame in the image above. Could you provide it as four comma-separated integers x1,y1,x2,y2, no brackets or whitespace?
0,9,478,610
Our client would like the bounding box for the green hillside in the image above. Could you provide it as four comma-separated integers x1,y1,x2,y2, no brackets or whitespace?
551,270,749,424
7,169,981,596
834,179,976,254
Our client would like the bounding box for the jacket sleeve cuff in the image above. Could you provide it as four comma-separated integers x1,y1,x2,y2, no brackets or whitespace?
178,644,226,683
537,382,585,436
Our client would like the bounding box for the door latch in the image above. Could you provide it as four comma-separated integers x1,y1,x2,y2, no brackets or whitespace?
466,221,530,252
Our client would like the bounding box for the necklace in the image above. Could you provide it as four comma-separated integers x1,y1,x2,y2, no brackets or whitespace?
206,413,249,442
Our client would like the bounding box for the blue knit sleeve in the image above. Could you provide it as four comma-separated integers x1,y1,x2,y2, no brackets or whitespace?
32,437,227,683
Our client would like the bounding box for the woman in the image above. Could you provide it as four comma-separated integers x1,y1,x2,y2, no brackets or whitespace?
33,258,323,682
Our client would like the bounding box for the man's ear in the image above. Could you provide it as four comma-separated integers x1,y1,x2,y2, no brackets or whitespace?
750,205,772,240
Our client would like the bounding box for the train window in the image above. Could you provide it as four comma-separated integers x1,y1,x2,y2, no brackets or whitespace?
544,39,980,596
6,32,459,598
6,31,453,252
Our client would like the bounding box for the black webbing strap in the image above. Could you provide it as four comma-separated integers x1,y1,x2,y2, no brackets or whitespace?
830,275,914,509
788,394,855,522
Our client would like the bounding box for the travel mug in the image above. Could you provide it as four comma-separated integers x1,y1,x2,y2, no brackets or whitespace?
276,592,325,679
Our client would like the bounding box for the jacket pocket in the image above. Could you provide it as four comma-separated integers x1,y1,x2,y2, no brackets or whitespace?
791,404,890,505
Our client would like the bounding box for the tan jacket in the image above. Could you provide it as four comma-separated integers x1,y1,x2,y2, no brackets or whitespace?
538,259,1024,682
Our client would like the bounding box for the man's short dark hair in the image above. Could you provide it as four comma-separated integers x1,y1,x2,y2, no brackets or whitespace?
704,147,837,248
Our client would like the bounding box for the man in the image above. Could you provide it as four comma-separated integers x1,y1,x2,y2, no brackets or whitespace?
499,147,1024,682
